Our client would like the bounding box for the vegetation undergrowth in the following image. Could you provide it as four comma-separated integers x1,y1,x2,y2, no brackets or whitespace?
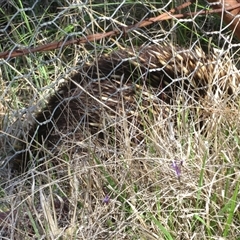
0,0,239,239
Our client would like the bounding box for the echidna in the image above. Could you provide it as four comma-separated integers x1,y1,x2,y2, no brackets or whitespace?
0,43,239,172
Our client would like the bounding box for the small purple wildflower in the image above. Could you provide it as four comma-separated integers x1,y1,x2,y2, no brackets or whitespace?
172,160,183,181
103,195,110,204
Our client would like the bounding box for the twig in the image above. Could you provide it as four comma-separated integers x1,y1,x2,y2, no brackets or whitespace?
0,2,239,59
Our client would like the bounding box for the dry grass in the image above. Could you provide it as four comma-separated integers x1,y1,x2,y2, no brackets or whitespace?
0,1,240,239
0,85,239,239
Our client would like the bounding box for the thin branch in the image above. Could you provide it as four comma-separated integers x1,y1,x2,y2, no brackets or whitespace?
0,2,239,59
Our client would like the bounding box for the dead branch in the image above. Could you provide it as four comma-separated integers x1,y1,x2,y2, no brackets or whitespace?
0,1,239,60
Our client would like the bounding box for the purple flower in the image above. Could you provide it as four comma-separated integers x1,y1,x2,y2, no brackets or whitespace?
103,195,110,204
172,160,183,180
